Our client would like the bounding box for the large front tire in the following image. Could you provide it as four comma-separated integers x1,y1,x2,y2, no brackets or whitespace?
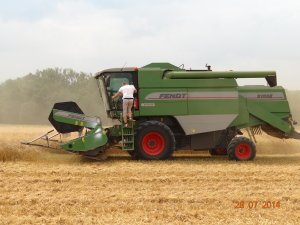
135,121,175,160
227,137,256,161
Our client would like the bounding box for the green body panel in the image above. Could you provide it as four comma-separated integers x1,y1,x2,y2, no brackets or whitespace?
188,99,238,115
121,64,292,135
52,109,108,152
164,71,276,79
247,102,291,133
139,88,188,115
61,125,108,152
230,97,249,126
230,86,291,133
237,86,287,97
135,64,292,134
52,109,100,129
139,87,239,116
138,68,238,88
143,62,183,71
187,88,239,115
137,64,240,117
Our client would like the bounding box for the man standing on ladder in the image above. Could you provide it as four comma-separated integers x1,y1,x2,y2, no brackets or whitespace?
112,82,137,127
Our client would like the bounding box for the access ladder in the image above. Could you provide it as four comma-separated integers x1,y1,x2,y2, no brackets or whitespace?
121,119,135,151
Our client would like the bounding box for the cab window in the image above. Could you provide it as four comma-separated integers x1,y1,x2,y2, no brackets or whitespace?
105,73,132,94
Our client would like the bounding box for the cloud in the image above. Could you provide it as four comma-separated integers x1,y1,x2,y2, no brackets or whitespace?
0,0,300,89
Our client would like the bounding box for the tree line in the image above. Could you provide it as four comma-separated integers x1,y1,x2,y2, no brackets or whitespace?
0,68,107,124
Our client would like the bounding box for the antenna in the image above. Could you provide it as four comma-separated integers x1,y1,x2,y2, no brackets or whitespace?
121,62,127,71
205,64,211,71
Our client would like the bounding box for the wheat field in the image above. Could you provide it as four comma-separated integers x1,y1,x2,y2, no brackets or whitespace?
0,125,299,225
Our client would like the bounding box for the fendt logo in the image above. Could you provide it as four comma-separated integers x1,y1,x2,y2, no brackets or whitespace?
145,91,238,101
146,92,188,100
159,93,187,99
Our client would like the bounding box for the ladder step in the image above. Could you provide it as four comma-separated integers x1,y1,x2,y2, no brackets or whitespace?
121,116,135,151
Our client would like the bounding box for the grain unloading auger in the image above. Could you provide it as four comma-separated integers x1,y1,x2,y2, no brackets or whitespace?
22,62,300,161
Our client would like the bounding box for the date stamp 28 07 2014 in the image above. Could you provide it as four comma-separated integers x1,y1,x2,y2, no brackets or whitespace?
234,200,281,209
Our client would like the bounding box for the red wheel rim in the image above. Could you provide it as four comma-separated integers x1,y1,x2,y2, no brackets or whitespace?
141,132,165,156
235,143,251,160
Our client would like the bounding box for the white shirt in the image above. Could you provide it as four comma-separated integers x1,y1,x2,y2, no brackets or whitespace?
118,85,136,99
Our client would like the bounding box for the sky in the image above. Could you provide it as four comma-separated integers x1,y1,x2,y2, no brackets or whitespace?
0,0,300,89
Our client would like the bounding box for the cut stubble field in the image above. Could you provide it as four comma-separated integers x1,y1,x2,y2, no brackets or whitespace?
0,125,299,225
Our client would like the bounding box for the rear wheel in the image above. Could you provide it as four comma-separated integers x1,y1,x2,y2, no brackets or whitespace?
227,137,256,161
135,121,175,160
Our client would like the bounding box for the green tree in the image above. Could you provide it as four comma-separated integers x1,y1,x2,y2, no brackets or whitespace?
0,68,106,124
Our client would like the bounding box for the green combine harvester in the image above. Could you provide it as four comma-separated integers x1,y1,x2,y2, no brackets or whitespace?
23,63,300,161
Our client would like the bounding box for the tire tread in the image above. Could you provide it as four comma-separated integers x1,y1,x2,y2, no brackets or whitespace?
227,136,256,161
135,121,175,160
